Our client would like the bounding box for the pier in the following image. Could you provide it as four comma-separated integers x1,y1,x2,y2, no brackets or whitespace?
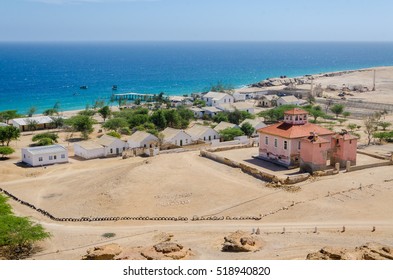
112,93,157,101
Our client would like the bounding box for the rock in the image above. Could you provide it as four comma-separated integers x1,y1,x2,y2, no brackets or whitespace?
82,243,122,260
141,242,192,260
222,231,263,252
306,243,393,260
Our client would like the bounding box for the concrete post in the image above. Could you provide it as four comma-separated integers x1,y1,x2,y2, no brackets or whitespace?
335,162,340,171
346,161,351,172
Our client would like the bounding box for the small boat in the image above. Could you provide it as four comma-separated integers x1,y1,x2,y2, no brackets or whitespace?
112,85,118,90
80,85,88,89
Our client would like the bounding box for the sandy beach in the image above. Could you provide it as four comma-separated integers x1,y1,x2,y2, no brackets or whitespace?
1,66,393,260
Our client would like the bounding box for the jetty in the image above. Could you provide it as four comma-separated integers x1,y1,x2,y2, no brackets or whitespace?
112,93,159,101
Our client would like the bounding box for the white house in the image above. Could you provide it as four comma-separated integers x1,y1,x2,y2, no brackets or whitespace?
127,131,159,149
276,95,301,107
161,127,193,147
186,124,220,142
21,145,68,167
233,92,247,102
240,117,266,137
74,135,127,159
218,102,255,114
214,121,239,133
11,116,54,132
189,107,204,119
202,92,234,107
74,141,106,159
201,106,223,118
0,122,8,127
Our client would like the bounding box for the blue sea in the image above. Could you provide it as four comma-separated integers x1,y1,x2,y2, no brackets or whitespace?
1,42,393,113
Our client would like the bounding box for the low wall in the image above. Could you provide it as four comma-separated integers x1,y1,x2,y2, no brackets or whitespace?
347,161,393,172
200,150,310,184
356,150,390,160
206,143,253,153
211,138,251,147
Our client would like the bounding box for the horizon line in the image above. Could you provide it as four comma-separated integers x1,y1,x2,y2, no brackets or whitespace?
1,40,393,43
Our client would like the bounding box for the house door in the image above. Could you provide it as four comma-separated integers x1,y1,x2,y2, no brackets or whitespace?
116,148,120,154
180,140,183,146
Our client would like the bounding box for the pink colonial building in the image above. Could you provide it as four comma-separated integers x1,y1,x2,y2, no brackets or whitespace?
257,108,357,172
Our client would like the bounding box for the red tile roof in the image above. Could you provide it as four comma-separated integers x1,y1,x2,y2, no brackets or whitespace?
258,122,334,139
284,108,309,115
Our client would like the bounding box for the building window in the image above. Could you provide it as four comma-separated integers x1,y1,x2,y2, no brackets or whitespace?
350,140,352,144
265,136,268,145
186,139,188,144
284,141,288,150
274,139,278,148
298,141,301,150
61,154,65,159
24,154,26,158
54,155,57,160
39,157,43,162
49,156,53,160
110,148,113,153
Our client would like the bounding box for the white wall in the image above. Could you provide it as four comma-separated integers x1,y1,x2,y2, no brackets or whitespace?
127,135,158,149
199,129,220,142
74,144,105,159
165,131,193,146
22,149,68,166
103,140,127,156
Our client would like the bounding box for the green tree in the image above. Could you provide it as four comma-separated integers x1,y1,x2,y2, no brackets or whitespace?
51,117,64,129
163,110,181,128
128,114,149,129
343,111,351,118
193,99,206,107
213,112,229,123
330,104,345,118
240,122,254,137
379,121,392,131
258,105,297,122
0,214,51,259
102,118,128,131
219,127,245,141
0,126,20,146
65,115,95,139
26,119,38,131
32,133,58,146
26,106,37,117
364,113,381,145
0,110,20,124
78,109,96,117
150,110,167,130
106,131,121,139
43,108,58,116
347,123,358,132
97,106,111,122
0,146,15,158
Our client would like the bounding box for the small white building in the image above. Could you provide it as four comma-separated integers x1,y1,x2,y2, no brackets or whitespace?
186,124,220,142
127,131,159,149
276,95,301,107
11,116,54,132
201,106,223,118
161,127,193,147
74,135,127,159
240,117,266,137
0,122,8,127
218,102,255,114
214,121,239,133
202,92,234,107
257,95,278,107
189,107,204,119
21,145,68,167
233,92,247,102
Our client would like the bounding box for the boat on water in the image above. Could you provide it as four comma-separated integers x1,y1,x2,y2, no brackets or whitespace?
112,85,118,90
80,85,88,89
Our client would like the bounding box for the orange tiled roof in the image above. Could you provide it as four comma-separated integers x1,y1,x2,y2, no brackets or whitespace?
284,108,308,115
258,122,334,139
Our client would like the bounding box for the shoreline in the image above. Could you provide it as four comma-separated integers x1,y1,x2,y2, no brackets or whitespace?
2,65,393,115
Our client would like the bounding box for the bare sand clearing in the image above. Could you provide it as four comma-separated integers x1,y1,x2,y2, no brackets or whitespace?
1,66,393,259
2,148,393,260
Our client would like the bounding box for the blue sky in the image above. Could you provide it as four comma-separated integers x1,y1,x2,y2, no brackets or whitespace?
1,0,392,41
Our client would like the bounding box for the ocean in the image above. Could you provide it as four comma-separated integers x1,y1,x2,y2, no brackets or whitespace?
1,42,393,114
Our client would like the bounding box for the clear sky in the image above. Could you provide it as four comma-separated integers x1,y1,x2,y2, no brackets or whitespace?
1,0,392,42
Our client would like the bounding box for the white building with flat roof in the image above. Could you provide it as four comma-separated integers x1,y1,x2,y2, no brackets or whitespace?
202,92,234,107
21,145,68,167
74,135,127,160
11,116,54,132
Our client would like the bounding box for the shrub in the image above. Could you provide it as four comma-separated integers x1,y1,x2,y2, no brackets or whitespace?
106,131,121,139
0,146,15,158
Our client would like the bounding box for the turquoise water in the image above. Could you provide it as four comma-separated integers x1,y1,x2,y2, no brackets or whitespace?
1,42,393,113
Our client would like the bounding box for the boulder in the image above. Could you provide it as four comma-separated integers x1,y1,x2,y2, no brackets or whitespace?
141,242,192,260
222,231,263,252
306,243,393,260
82,243,122,260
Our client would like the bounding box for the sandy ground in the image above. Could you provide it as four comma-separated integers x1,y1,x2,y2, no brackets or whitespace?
1,67,393,260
